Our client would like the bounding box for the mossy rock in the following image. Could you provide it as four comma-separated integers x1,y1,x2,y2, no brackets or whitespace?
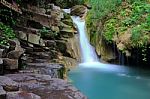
70,5,87,17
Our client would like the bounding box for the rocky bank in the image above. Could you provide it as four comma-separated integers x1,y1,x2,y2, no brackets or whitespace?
0,0,87,99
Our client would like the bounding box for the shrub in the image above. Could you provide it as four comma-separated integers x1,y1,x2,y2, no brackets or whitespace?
0,22,16,45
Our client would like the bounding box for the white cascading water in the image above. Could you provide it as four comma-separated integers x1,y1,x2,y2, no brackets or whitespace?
71,16,98,63
71,16,127,72
62,9,128,72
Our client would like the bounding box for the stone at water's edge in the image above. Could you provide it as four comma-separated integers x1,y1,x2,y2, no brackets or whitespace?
0,2,87,98
4,74,87,99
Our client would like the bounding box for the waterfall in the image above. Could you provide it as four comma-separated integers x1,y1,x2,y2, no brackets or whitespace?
71,16,98,63
71,16,127,72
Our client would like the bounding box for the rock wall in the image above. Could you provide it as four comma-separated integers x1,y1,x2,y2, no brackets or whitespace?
14,3,81,69
0,1,87,99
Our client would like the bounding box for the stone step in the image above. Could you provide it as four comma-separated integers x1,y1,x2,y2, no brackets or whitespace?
60,22,72,28
15,26,40,35
21,56,51,63
25,52,52,59
22,46,49,52
23,63,64,78
61,19,73,26
26,63,63,69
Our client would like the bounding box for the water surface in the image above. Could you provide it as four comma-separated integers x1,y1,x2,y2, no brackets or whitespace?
69,63,150,99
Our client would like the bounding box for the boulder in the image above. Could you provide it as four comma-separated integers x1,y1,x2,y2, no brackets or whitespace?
28,33,40,45
7,50,24,59
39,38,45,47
44,40,56,47
18,31,27,41
0,76,19,91
3,58,18,70
71,5,87,18
0,85,6,99
51,26,60,33
8,39,24,52
7,91,41,99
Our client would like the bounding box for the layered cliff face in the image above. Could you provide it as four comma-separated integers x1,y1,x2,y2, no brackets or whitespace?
13,1,82,69
0,1,88,98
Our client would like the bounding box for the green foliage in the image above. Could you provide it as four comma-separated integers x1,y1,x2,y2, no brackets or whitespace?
102,0,150,61
131,22,150,47
86,0,122,44
103,0,150,47
103,18,117,43
0,22,16,45
87,0,121,19
39,27,58,39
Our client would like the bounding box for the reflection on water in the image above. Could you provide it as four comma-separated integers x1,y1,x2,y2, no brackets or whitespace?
69,64,150,99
